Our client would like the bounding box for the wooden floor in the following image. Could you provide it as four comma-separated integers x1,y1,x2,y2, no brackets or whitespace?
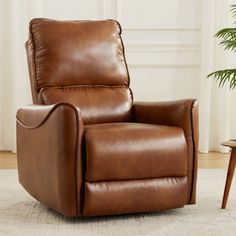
198,152,230,169
0,151,231,169
0,152,18,169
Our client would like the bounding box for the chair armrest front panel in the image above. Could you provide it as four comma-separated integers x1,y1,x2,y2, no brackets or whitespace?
133,99,199,204
16,103,84,217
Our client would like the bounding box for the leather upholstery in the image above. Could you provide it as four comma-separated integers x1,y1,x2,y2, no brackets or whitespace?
28,19,129,89
17,18,199,217
84,123,187,181
26,18,132,124
83,177,188,216
40,86,133,124
133,99,199,204
17,103,84,216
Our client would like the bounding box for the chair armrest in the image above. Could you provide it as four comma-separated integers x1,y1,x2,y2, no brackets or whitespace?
133,99,197,130
133,99,198,204
16,103,84,217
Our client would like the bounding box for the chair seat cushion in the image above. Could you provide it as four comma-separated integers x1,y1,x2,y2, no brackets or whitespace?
84,123,187,181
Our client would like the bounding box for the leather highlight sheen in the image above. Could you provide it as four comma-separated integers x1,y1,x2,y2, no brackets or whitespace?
84,122,187,181
29,19,129,89
40,86,133,124
83,177,188,216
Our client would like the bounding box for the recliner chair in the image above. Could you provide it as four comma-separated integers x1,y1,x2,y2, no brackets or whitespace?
16,18,198,217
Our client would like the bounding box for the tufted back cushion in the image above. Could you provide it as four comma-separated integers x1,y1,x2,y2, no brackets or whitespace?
26,18,133,124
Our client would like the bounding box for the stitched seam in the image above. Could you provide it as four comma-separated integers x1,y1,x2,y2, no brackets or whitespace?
73,107,79,216
16,103,77,129
39,85,133,105
85,176,187,184
40,85,129,90
29,21,38,92
129,88,134,103
109,19,130,87
189,100,197,203
116,20,131,88
129,88,135,121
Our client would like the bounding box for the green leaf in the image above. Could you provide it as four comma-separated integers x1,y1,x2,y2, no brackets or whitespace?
230,5,236,24
220,39,236,51
215,28,236,40
207,69,236,89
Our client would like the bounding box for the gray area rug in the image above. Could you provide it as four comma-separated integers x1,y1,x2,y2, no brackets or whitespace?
0,169,236,236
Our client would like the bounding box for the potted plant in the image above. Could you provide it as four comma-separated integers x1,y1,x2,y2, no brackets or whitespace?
208,5,236,88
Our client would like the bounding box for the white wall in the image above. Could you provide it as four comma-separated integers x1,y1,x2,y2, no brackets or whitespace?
32,0,201,102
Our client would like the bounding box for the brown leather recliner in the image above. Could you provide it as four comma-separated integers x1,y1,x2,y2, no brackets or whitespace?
16,18,198,217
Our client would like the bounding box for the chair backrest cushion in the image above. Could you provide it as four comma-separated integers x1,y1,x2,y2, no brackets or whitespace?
26,18,133,124
40,86,132,124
